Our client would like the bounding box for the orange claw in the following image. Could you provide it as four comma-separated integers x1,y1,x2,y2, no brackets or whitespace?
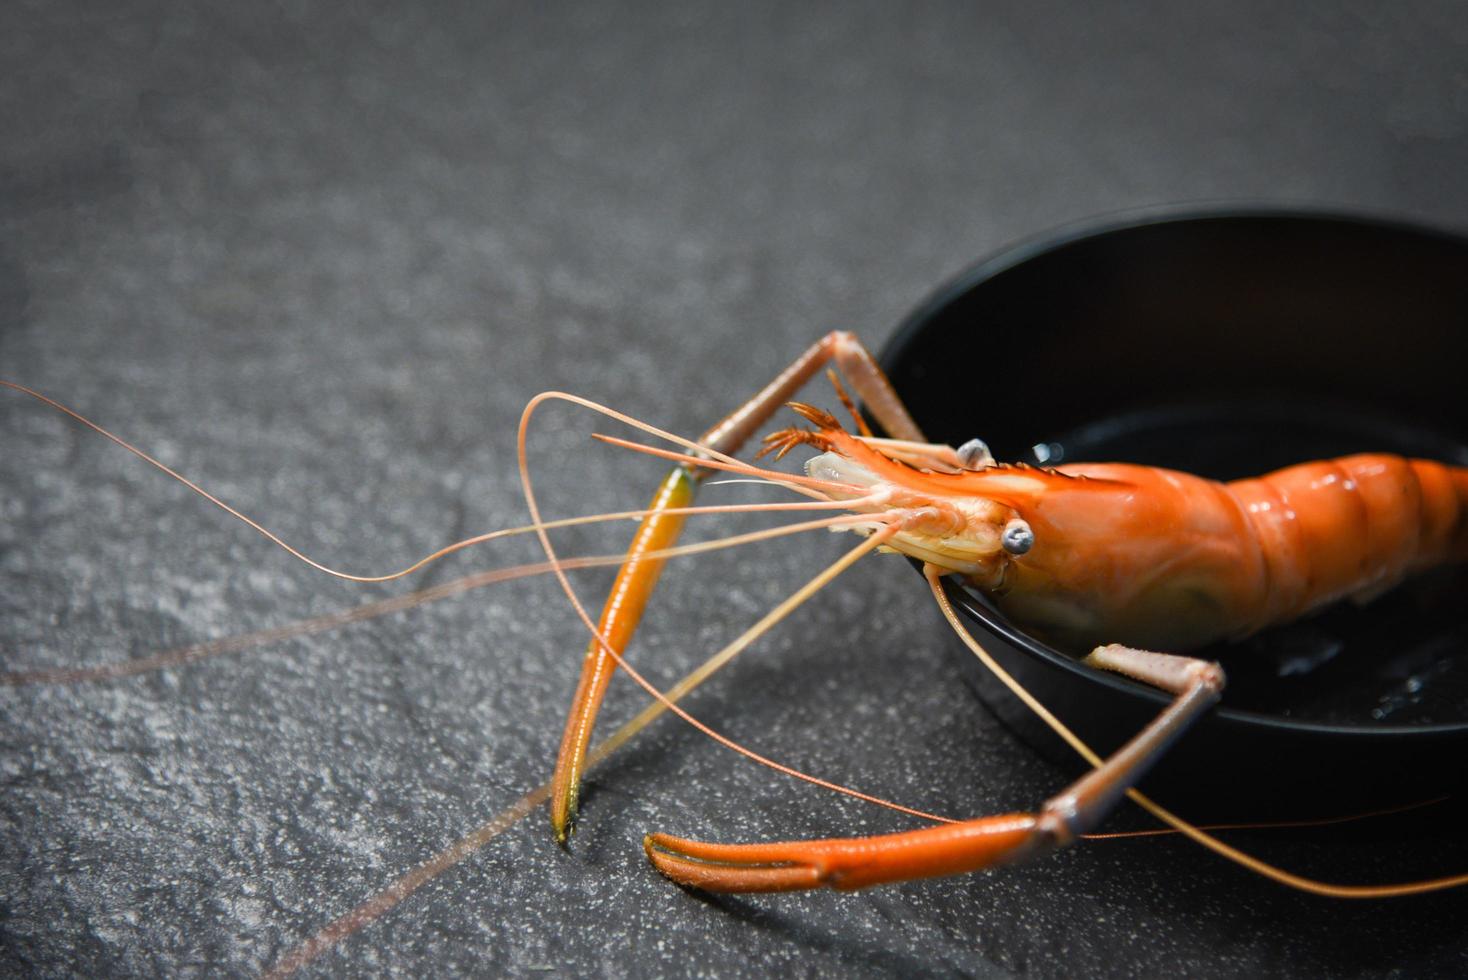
644,814,1042,893
549,466,696,842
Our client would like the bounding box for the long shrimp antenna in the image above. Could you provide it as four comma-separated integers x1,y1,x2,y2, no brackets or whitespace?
926,567,1468,899
2,512,888,685
1,381,867,585
1082,796,1449,841
2,510,904,686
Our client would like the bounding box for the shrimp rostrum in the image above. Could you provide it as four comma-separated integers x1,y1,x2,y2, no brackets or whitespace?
549,331,1468,895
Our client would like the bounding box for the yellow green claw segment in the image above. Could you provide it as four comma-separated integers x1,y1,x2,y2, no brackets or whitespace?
549,466,698,843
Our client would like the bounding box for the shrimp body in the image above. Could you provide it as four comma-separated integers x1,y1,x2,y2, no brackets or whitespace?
997,455,1468,651
786,408,1468,652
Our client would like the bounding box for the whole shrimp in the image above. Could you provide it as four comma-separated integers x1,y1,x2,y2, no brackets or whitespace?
539,331,1468,894
6,331,1468,975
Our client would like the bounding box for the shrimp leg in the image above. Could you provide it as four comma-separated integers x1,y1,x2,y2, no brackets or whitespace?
549,331,926,841
643,625,1225,892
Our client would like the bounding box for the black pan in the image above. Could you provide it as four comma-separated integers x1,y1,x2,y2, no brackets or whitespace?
880,209,1468,818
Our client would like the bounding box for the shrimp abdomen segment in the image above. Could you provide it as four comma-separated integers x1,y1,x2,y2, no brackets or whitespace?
1413,458,1468,563
1227,455,1467,625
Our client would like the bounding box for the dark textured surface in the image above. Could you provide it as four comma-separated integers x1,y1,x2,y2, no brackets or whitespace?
3,2,1468,976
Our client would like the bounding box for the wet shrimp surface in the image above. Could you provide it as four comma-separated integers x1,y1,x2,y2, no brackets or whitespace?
5,2,1468,978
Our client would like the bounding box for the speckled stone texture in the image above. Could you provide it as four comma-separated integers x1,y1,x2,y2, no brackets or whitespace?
3,1,1468,976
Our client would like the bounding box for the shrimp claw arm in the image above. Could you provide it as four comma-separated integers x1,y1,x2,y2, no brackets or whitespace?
644,816,1041,892
548,331,925,842
644,645,1225,892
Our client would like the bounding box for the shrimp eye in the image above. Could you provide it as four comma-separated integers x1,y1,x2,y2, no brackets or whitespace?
1001,519,1034,555
956,438,993,470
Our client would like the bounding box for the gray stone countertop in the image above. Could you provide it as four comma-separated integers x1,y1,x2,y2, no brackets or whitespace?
3,2,1467,976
